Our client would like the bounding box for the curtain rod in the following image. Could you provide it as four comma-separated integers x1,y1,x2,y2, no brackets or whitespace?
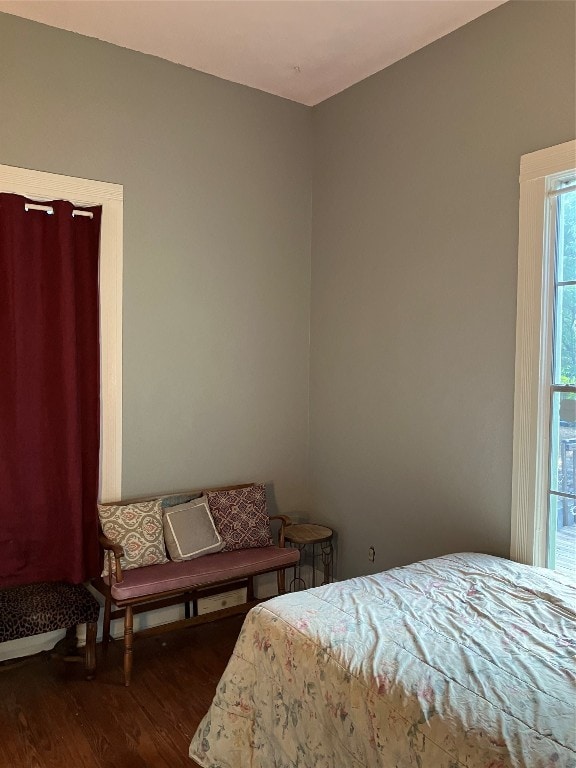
24,202,94,219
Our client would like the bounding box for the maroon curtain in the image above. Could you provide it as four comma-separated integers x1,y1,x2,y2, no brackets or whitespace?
0,193,102,587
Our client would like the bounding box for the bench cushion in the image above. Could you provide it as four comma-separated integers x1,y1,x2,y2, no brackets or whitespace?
0,582,100,643
105,545,299,602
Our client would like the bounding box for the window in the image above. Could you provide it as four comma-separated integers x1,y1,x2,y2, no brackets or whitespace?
511,140,576,575
0,164,123,502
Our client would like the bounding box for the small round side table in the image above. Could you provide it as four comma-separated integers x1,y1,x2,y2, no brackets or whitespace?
284,523,334,591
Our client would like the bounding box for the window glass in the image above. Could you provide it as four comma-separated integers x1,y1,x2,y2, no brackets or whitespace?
548,182,576,574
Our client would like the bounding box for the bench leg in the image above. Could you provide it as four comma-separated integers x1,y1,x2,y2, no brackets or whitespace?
102,593,112,658
247,576,255,602
277,567,286,595
124,605,133,687
85,622,97,680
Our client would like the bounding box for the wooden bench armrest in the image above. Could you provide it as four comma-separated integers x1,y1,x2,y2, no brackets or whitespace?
269,514,293,548
99,532,125,584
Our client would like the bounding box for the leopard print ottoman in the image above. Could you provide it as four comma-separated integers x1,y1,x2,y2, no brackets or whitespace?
0,582,100,679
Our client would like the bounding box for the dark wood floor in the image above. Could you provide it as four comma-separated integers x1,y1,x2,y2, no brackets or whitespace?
0,615,244,768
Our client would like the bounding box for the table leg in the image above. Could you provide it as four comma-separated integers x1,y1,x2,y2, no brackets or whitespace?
289,544,306,592
321,539,334,585
312,543,317,587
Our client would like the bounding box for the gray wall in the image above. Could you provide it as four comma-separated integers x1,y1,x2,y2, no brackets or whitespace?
0,12,312,513
2,2,575,579
310,0,576,578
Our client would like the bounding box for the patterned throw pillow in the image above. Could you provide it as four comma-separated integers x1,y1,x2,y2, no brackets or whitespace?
98,499,168,576
206,484,273,551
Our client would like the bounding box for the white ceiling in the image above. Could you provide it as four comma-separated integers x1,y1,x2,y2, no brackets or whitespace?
0,0,507,105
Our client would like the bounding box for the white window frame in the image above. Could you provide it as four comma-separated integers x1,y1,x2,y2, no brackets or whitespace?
511,139,576,566
0,164,123,502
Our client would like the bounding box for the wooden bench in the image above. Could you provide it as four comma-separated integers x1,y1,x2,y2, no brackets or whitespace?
93,483,299,685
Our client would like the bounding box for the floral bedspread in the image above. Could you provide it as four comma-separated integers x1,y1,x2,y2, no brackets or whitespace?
189,553,576,768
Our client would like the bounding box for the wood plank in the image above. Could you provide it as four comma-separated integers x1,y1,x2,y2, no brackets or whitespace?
0,615,244,768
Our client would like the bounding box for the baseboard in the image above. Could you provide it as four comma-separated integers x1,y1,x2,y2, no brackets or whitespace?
0,629,66,662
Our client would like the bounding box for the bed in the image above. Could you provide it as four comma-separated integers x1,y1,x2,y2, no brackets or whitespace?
189,552,575,768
